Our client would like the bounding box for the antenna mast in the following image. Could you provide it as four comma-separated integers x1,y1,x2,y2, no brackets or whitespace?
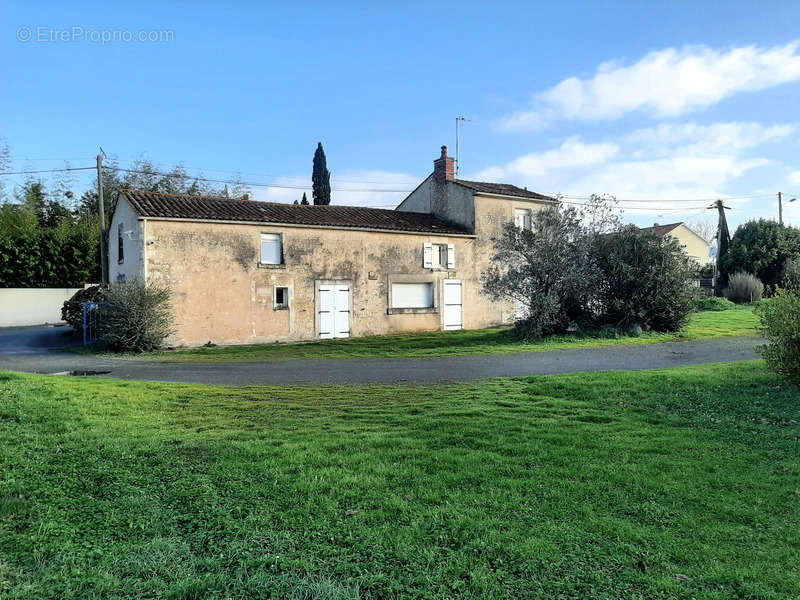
455,116,472,176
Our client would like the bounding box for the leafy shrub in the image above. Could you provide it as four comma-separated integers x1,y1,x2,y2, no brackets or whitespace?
724,271,764,303
756,290,800,384
693,297,736,312
61,285,105,331
782,257,800,291
99,280,174,352
592,226,695,332
719,219,800,289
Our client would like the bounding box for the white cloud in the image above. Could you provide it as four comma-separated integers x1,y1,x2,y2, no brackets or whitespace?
500,42,800,130
471,121,788,215
474,137,619,181
625,122,794,157
251,170,418,208
789,170,800,186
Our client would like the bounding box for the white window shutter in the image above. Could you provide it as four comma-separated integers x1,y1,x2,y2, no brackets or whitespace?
447,243,455,268
423,242,433,268
260,233,282,264
514,211,523,229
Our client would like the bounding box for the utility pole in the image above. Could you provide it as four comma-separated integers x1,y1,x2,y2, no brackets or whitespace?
708,198,731,296
97,150,108,284
779,192,783,225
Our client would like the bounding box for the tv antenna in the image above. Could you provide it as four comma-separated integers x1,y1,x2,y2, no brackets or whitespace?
455,116,473,176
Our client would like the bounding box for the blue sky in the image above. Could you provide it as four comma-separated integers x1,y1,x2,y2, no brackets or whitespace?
3,0,800,229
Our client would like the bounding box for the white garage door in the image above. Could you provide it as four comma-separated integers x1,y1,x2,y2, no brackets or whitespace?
443,280,462,331
318,283,350,339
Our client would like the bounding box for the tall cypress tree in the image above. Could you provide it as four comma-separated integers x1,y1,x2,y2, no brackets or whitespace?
300,192,309,205
312,142,331,205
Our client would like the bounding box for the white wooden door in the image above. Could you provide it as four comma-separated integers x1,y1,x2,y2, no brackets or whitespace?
443,280,462,331
318,284,350,339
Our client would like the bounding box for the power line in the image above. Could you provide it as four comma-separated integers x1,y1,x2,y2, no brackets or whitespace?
107,156,417,185
559,198,709,211
7,156,94,162
560,193,773,203
0,164,781,211
107,166,415,193
0,166,96,176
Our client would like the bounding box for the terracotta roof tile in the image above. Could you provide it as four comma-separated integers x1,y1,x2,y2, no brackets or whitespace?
120,190,470,235
453,179,555,201
639,222,683,236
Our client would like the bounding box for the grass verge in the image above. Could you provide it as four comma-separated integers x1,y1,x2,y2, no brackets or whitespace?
1,361,798,598
88,305,761,363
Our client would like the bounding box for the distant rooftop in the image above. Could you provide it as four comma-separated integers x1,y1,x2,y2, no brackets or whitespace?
639,222,683,236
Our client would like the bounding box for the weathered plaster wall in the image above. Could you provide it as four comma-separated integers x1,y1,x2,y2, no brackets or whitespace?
433,181,475,231
108,198,146,283
470,194,553,321
145,220,505,346
396,175,432,213
397,178,475,232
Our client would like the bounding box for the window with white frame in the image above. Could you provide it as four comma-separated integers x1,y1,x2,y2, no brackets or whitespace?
117,223,125,264
274,286,289,309
260,233,283,265
423,242,455,269
391,282,434,309
514,208,533,231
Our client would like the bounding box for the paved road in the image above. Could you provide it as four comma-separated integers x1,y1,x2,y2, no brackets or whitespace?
0,324,81,355
0,325,762,385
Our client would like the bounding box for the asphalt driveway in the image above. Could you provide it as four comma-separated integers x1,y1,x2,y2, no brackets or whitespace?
0,325,762,385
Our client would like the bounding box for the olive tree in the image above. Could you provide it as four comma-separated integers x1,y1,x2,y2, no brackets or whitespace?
481,205,601,339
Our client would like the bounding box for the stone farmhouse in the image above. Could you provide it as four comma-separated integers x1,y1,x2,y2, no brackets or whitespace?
109,146,555,346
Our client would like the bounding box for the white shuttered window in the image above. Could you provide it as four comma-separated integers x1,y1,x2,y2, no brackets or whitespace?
391,283,434,308
260,233,282,264
423,242,455,269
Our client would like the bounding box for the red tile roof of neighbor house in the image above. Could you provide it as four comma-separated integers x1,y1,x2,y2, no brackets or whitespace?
639,222,683,236
453,179,556,201
119,190,471,235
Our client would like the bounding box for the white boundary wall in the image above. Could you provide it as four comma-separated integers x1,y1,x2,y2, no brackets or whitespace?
0,288,84,327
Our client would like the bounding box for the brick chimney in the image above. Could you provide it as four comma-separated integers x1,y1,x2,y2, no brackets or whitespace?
433,145,455,182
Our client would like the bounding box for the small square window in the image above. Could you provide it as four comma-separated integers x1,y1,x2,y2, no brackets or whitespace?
274,286,289,309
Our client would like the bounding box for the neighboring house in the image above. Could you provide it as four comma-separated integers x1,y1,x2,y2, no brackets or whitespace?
639,222,712,264
109,146,555,346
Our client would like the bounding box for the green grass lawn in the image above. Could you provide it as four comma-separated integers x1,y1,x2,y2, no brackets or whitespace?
119,304,761,363
1,361,798,599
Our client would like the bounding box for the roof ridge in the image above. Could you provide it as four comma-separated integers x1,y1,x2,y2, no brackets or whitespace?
450,179,555,201
118,189,470,235
120,189,413,215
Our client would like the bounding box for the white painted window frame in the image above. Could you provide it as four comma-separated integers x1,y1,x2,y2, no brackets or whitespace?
260,233,283,265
